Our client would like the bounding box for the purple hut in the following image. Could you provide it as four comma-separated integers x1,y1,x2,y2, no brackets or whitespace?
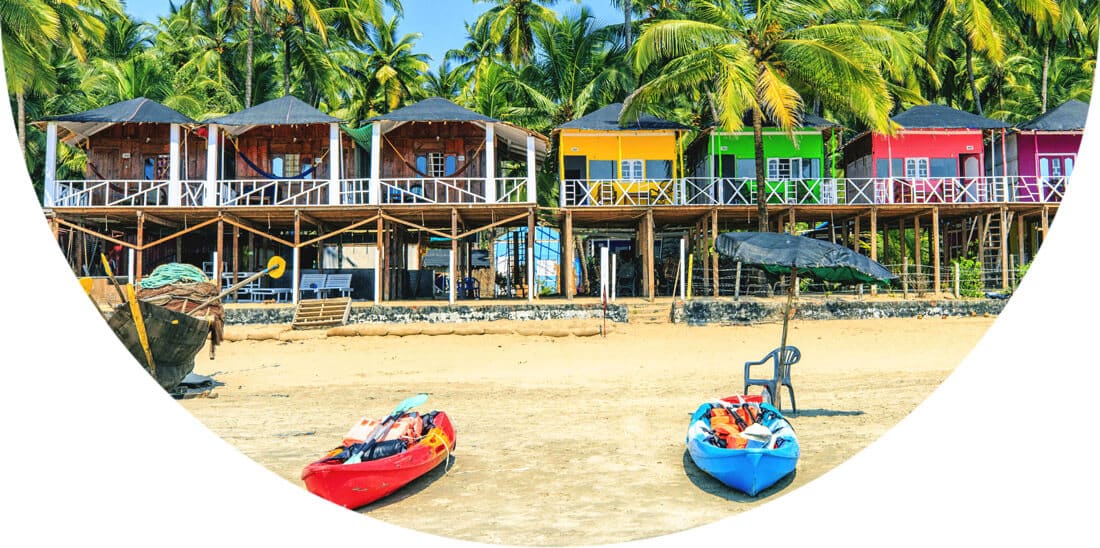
988,100,1088,203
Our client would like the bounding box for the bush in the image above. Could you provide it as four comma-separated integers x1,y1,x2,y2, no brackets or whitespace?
1016,261,1032,286
952,258,983,298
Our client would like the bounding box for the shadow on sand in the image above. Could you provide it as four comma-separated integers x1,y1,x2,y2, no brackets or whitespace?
682,450,797,502
355,454,457,512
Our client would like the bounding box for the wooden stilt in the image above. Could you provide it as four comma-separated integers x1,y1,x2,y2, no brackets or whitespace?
898,219,907,293
711,209,720,298
853,213,861,253
913,215,922,295
1000,206,1010,290
232,224,240,301
870,208,878,296
646,209,655,302
1016,211,1026,266
932,207,941,297
375,213,383,304
564,209,574,300
451,208,458,304
137,212,146,283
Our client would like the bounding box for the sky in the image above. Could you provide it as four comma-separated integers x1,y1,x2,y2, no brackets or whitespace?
123,0,626,67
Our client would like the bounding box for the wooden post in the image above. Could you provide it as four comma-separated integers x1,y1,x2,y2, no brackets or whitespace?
369,121,381,205
375,214,383,304
870,208,878,296
1000,206,1010,290
451,208,458,304
932,207,941,297
913,215,922,295
788,208,796,235
564,209,574,300
734,261,742,301
902,254,909,299
232,224,240,301
292,211,300,303
882,222,890,266
954,262,960,298
136,212,146,283
527,207,535,302
853,214,861,253
1016,211,1026,266
712,209,720,297
646,209,655,301
977,214,986,286
1040,206,1050,250
214,215,223,288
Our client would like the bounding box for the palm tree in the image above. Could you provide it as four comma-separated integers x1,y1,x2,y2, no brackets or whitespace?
473,0,570,66
2,0,124,154
354,15,429,114
421,60,468,101
628,0,914,231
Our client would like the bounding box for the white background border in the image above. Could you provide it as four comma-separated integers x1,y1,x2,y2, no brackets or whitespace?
2,46,1097,548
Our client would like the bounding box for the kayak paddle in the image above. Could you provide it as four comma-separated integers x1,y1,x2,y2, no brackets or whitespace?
344,393,428,465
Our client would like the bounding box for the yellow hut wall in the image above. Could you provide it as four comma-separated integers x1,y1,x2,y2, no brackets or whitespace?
557,130,683,180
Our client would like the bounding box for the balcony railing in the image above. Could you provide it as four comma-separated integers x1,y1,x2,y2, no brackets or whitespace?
44,175,1067,208
559,176,1067,207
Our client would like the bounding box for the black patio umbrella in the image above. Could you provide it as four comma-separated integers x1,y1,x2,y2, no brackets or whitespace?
715,231,896,353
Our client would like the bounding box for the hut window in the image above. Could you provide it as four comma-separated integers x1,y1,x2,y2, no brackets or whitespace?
767,158,802,179
904,158,929,178
589,160,615,180
620,159,644,180
645,160,672,180
427,152,446,177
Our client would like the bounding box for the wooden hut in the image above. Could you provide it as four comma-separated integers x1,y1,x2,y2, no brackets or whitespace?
553,103,692,207
360,97,548,205
685,113,842,205
988,100,1087,203
843,104,1010,204
35,97,202,208
202,95,353,207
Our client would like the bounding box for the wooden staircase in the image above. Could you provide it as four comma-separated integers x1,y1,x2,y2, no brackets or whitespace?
292,297,351,329
626,302,672,325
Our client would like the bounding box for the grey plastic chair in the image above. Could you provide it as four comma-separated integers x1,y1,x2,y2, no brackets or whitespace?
744,346,801,414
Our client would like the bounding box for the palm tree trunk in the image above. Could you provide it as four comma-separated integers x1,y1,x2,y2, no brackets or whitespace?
283,34,291,96
965,38,983,116
753,107,768,232
623,1,632,48
246,4,255,107
1041,42,1050,113
16,91,26,156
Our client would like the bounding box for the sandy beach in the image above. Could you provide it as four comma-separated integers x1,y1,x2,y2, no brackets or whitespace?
177,313,994,546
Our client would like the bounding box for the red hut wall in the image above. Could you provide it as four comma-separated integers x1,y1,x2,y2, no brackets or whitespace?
871,131,985,177
380,121,490,179
85,124,175,180
230,124,334,179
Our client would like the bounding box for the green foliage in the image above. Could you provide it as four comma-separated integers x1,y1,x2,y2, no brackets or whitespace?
952,258,984,298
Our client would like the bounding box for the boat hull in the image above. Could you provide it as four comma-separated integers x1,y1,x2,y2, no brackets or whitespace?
301,411,456,509
686,396,799,496
106,300,211,391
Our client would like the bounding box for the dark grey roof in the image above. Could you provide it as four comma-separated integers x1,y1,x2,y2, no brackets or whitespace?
739,111,839,128
203,95,341,126
367,98,498,123
891,104,1009,129
44,97,195,124
556,103,691,131
1018,100,1089,131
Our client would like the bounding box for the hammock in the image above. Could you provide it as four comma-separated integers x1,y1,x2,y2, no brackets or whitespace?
384,135,485,179
229,137,330,180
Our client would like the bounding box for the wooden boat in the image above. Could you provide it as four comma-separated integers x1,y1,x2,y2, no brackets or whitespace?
685,395,799,496
106,298,212,391
301,411,456,509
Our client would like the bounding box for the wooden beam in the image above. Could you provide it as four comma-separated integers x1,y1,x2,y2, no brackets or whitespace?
1016,210,1026,265
380,212,453,241
51,219,136,250
232,224,240,297
870,207,878,296
712,208,719,298
853,213,861,253
1000,206,1009,290
297,214,380,248
139,211,180,229
932,207,941,297
140,216,222,250
454,212,529,240
215,216,223,288
137,212,146,282
564,209,574,300
297,210,326,233
913,214,922,295
642,207,651,301
220,216,295,248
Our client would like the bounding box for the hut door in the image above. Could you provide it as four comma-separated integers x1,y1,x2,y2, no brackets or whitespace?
960,154,980,201
89,147,119,180
563,156,586,180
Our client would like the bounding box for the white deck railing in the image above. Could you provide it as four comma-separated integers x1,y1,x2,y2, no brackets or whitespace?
45,175,1066,208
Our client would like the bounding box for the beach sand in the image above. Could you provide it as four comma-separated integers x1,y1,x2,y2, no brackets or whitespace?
178,314,994,546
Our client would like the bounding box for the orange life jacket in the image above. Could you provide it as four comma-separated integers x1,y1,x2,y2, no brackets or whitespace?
712,423,748,449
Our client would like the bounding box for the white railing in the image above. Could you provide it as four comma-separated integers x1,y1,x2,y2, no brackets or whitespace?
219,179,328,206
54,179,170,207
340,178,371,205
496,177,530,203
379,177,488,204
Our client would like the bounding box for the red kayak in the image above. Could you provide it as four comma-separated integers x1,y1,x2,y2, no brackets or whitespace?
301,411,456,509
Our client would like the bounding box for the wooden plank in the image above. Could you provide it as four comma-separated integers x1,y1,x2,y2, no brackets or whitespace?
564,209,574,300
932,207,941,297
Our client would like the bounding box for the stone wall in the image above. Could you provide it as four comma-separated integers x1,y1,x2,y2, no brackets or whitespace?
223,303,629,325
673,298,1006,325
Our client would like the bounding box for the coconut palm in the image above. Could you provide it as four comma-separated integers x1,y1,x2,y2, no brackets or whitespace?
353,15,430,114
473,0,573,66
421,60,468,101
627,0,914,231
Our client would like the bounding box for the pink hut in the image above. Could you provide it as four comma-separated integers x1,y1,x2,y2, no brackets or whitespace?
843,104,1010,204
988,100,1087,203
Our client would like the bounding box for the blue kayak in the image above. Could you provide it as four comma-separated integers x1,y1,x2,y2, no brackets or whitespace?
686,396,799,496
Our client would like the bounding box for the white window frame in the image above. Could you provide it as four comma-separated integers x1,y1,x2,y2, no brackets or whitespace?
904,157,929,179
620,159,644,181
767,158,803,180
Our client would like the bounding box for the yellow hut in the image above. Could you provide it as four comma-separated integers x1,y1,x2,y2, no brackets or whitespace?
553,103,692,206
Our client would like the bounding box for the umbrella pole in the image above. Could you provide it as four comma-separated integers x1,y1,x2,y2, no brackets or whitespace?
776,267,797,411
